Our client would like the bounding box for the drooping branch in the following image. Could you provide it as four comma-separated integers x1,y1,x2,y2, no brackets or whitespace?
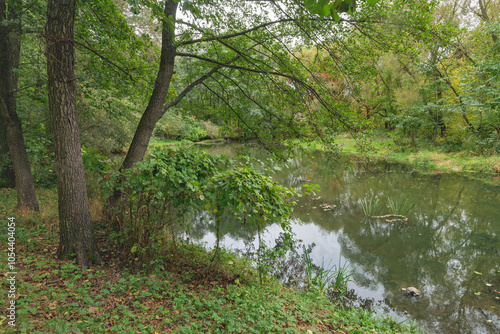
162,51,251,112
40,34,135,81
176,51,352,129
202,80,270,149
178,18,296,46
216,71,288,124
176,16,363,47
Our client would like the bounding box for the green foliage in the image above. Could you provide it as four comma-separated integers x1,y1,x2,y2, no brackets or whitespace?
387,195,415,216
25,136,56,188
154,111,211,142
303,0,377,18
204,164,298,232
360,195,378,216
103,148,227,262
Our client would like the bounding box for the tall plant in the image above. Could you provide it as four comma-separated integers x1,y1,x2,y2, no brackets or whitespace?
204,164,299,278
103,148,226,262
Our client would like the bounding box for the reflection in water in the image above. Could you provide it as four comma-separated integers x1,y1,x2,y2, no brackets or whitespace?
189,144,500,334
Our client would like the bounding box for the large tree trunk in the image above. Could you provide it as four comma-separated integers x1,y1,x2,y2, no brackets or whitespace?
46,0,101,266
0,0,39,210
121,0,178,169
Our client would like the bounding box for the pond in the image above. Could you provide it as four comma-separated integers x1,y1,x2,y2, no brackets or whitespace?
189,143,500,334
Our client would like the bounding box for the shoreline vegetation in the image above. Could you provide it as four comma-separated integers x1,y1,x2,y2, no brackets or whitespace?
0,187,419,333
150,135,500,181
2,137,495,333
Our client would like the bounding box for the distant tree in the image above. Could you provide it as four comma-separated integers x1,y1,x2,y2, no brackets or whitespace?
0,0,39,210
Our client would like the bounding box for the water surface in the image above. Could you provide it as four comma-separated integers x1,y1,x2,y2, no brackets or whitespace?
190,143,500,333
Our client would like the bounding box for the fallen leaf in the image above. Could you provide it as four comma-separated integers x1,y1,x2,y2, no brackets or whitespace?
88,307,96,313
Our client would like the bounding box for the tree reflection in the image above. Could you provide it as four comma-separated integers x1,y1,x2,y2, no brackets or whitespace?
197,145,500,333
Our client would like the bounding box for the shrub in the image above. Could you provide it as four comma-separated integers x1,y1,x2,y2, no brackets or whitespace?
103,148,227,263
154,112,210,141
201,120,220,139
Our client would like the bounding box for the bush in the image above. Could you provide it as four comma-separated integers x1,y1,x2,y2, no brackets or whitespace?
25,136,57,188
103,148,227,263
154,111,212,142
201,120,219,139
103,148,300,269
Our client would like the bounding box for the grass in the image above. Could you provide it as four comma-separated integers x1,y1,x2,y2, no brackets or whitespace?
300,247,356,297
360,196,379,217
148,137,229,149
387,196,416,217
0,188,421,333
286,135,500,180
148,138,191,148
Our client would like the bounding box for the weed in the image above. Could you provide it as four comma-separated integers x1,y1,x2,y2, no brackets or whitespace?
360,196,379,216
301,248,356,296
387,195,415,216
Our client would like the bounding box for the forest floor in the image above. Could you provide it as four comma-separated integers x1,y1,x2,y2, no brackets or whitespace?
0,188,420,333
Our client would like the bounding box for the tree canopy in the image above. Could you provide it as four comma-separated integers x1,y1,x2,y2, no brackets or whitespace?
1,0,499,265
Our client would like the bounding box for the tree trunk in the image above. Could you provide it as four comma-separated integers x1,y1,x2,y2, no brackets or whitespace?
0,0,39,210
121,0,178,169
46,0,101,266
0,117,15,188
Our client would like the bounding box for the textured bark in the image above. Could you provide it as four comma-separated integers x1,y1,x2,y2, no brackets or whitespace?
121,0,178,169
46,0,101,266
0,0,39,210
0,115,15,188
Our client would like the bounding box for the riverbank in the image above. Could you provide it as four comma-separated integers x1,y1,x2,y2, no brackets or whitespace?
0,188,419,333
288,136,500,178
149,136,500,177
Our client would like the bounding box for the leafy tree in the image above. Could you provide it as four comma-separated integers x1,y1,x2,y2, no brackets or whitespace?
120,0,385,170
45,0,101,266
0,0,39,210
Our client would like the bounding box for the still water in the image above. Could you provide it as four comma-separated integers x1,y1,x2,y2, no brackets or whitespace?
190,143,500,333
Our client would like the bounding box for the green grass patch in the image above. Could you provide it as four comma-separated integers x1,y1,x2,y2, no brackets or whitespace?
287,136,500,178
148,138,191,148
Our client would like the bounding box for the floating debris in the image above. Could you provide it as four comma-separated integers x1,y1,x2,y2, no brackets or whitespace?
402,287,421,296
371,214,408,223
319,203,336,211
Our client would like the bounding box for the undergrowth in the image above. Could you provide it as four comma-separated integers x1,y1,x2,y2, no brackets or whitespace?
0,188,420,333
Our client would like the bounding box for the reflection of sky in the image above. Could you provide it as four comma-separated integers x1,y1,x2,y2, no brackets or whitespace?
195,144,500,333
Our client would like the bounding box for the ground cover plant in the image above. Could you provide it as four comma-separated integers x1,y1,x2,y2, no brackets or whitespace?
0,174,420,333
